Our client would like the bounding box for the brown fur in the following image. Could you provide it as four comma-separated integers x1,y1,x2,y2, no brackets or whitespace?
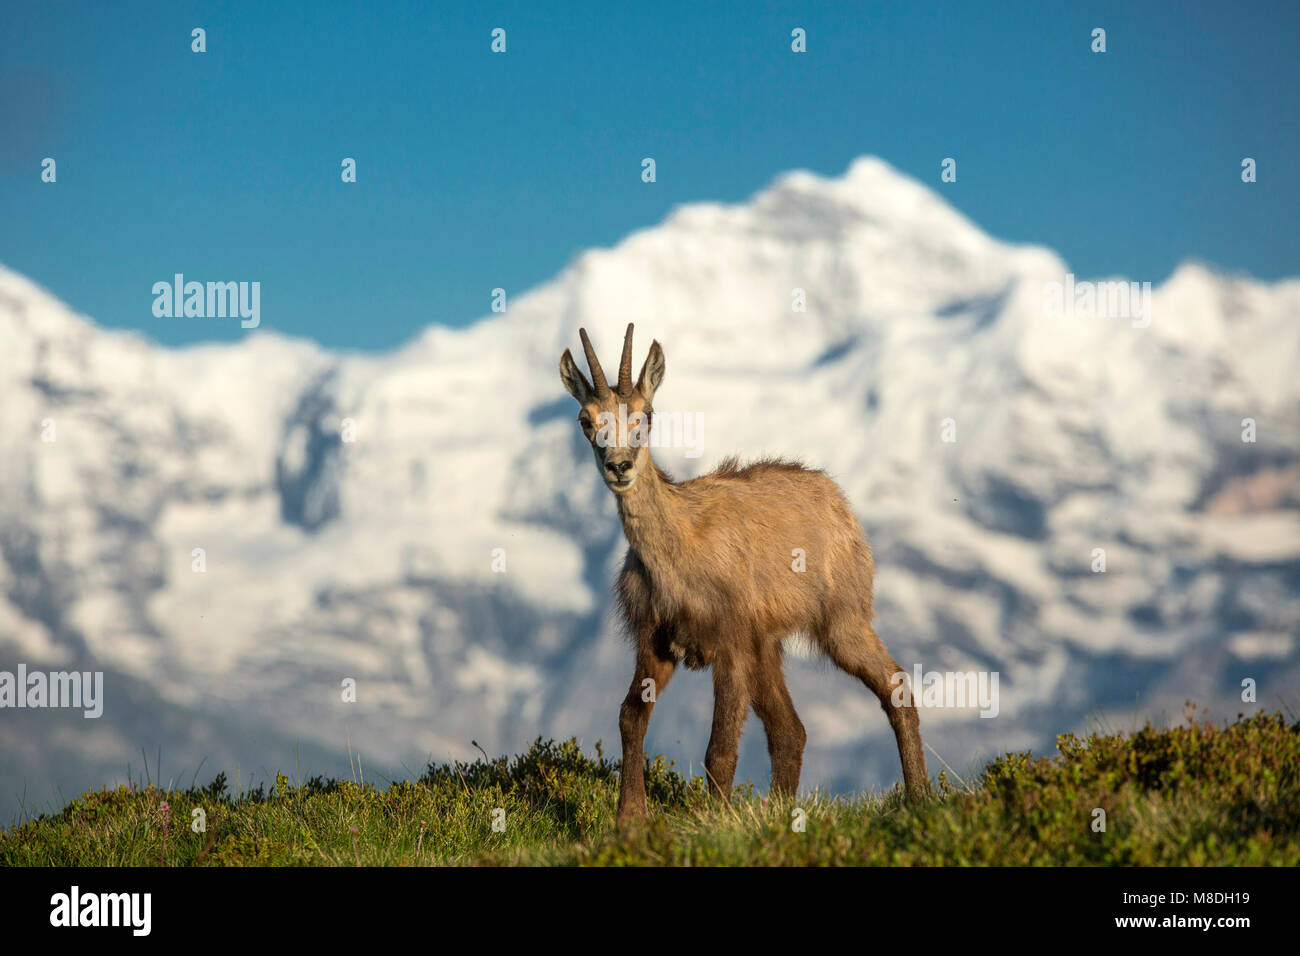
560,325,929,824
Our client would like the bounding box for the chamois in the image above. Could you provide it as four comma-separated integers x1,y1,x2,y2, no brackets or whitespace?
559,324,929,823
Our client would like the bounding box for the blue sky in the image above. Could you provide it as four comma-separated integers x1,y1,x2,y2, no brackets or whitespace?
2,0,1296,350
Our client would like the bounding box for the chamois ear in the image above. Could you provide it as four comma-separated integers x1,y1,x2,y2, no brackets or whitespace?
559,349,594,403
637,340,665,402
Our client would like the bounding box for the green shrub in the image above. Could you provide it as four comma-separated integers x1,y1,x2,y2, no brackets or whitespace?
2,710,1295,866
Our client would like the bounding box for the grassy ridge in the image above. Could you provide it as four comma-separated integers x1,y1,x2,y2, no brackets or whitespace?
3,710,1297,866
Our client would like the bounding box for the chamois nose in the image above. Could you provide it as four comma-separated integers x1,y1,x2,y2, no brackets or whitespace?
605,460,633,480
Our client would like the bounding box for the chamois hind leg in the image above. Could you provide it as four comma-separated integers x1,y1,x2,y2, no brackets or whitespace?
617,646,676,825
703,650,752,802
751,639,806,797
821,614,930,800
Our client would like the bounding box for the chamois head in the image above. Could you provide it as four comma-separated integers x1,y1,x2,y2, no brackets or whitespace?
559,323,665,494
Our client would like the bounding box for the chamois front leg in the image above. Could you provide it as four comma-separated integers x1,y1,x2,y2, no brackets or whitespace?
704,652,752,803
617,649,675,825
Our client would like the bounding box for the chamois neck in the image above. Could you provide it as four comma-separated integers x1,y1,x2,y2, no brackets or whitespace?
615,458,682,555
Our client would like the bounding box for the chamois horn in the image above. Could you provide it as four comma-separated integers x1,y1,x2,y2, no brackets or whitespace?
617,323,635,395
578,328,611,397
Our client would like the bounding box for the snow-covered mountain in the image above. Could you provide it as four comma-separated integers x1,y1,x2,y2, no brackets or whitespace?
2,156,1298,821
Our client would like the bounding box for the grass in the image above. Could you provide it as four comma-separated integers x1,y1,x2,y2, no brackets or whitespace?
2,709,1297,866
